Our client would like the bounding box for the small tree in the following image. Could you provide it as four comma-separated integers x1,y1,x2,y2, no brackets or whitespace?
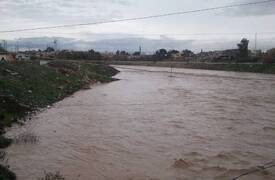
120,51,129,56
237,38,249,58
45,47,55,53
88,49,95,55
133,51,141,56
155,49,168,60
181,49,194,57
116,50,120,56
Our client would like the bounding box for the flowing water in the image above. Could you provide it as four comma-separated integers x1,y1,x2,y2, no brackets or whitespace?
5,66,275,180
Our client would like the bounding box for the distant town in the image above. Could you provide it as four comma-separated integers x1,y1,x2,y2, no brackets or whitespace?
0,38,275,64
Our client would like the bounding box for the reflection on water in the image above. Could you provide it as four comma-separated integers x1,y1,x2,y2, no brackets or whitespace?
6,66,275,180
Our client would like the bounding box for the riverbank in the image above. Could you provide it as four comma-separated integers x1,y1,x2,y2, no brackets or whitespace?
109,61,275,74
0,61,119,179
5,66,275,180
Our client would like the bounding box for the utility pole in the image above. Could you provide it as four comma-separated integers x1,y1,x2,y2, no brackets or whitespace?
16,40,19,53
169,54,173,77
54,39,58,50
2,40,7,52
255,32,258,50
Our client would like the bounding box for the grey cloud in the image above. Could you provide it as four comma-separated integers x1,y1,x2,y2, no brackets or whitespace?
0,0,128,25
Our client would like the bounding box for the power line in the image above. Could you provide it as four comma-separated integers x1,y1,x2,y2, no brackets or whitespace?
8,31,275,36
0,0,275,33
139,32,275,36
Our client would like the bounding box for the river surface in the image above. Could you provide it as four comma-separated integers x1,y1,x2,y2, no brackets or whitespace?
6,66,275,180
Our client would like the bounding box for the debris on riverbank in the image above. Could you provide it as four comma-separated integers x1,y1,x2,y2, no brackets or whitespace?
38,171,65,180
173,158,192,168
0,61,119,179
13,132,40,145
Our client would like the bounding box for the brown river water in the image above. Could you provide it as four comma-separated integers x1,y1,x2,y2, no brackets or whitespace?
5,66,275,180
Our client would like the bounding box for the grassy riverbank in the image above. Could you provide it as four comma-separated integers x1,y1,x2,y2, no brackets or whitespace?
110,61,275,74
0,61,119,136
0,61,119,179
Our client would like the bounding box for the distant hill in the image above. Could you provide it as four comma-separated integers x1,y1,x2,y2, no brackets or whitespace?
3,36,275,53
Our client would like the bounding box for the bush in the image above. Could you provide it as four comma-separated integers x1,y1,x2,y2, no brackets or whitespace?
0,136,12,149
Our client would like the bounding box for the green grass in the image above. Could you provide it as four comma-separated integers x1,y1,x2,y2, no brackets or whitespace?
0,61,118,113
0,61,119,130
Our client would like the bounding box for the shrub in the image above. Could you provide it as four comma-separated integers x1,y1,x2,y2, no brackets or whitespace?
0,136,12,149
0,165,16,180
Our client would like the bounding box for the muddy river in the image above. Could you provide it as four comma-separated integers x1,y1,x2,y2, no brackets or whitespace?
6,66,275,180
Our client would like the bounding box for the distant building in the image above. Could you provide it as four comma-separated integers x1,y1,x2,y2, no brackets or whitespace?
16,53,30,61
251,50,262,57
215,49,239,62
0,52,16,62
196,49,239,62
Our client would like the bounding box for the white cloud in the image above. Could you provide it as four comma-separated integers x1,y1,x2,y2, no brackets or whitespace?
1,0,275,51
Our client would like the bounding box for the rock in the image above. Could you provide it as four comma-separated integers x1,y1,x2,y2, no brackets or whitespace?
82,84,91,90
173,159,192,169
2,69,19,76
10,72,19,76
58,86,64,90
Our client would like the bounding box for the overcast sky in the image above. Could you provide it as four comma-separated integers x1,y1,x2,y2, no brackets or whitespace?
0,0,275,51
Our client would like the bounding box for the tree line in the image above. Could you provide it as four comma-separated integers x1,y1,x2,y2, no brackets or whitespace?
34,38,275,63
